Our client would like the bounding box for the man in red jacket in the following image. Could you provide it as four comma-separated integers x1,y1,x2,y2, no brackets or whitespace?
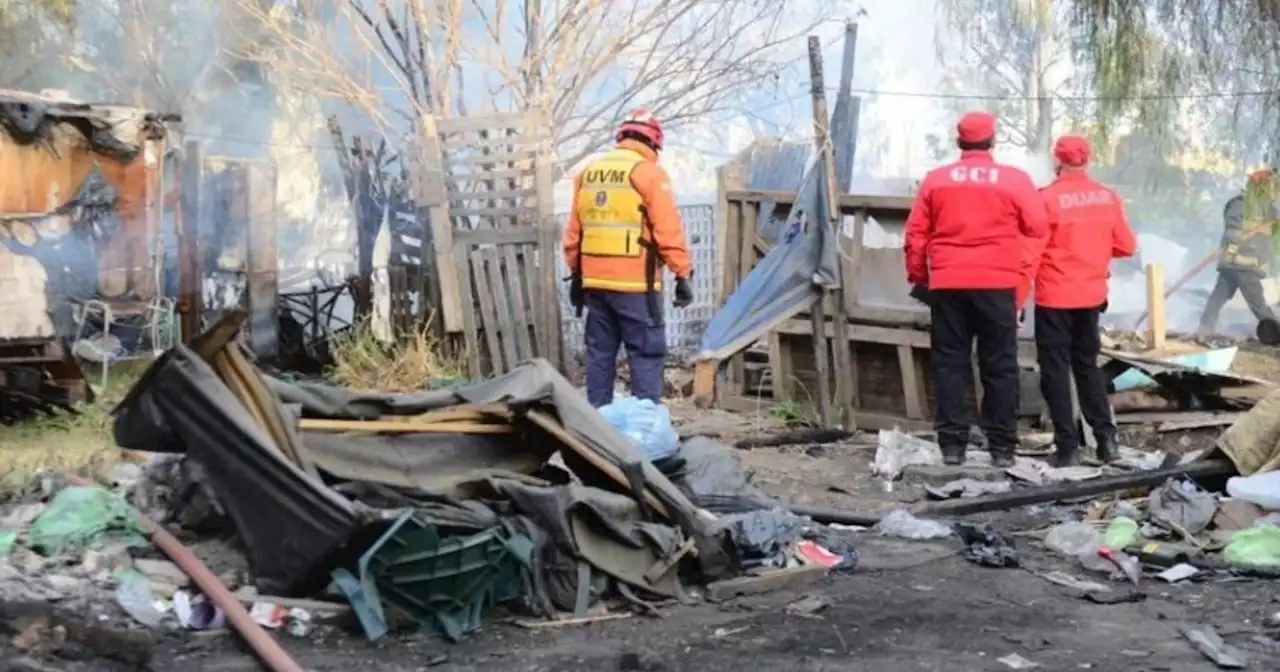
1031,135,1137,466
905,111,1049,467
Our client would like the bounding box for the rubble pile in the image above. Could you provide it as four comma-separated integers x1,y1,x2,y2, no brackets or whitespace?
0,312,861,668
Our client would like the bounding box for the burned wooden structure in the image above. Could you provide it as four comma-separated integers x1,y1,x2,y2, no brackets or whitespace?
324,111,562,380
0,91,178,413
702,182,1038,431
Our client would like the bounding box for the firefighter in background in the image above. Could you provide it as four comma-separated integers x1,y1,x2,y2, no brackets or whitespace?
564,108,694,407
1197,169,1279,335
904,111,1049,467
1031,135,1137,467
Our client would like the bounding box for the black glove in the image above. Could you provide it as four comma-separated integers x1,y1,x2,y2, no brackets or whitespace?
567,274,584,317
673,276,694,308
1100,301,1108,314
909,283,932,306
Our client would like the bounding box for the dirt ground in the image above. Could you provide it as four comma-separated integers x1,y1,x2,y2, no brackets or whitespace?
114,401,1272,672
7,365,1280,671
144,533,1280,672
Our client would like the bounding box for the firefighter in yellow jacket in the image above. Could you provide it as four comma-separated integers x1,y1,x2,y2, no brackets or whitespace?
564,108,694,407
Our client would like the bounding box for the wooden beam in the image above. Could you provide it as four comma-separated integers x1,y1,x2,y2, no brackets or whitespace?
898,344,925,419
1145,262,1166,351
724,188,913,214
767,333,793,402
808,34,852,428
534,156,563,371
418,115,465,333
692,360,718,408
178,140,203,343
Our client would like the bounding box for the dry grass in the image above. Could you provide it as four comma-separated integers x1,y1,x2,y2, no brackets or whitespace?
0,359,151,499
327,320,468,393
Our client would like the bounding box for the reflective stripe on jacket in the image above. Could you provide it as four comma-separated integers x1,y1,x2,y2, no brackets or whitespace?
1032,170,1137,309
563,139,692,292
1219,193,1275,275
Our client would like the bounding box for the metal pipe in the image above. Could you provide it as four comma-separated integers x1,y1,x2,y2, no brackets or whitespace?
68,476,304,672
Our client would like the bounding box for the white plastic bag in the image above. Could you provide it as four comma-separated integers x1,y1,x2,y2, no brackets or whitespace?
599,396,680,461
871,428,943,482
873,509,953,540
1226,472,1280,511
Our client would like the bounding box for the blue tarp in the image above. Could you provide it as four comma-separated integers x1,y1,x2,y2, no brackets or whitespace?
695,155,837,361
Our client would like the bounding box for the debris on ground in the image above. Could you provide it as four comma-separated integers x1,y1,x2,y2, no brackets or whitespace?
872,509,953,540
1182,624,1250,669
955,522,1019,568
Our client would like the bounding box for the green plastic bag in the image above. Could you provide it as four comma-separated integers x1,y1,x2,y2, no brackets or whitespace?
1223,524,1280,570
0,529,16,556
27,486,148,557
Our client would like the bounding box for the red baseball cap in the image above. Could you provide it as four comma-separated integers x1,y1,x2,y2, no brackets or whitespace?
1053,135,1090,166
956,111,996,144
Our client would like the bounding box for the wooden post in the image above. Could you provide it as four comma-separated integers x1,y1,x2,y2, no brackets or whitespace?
178,140,204,343
419,115,465,334
806,34,849,428
1145,262,1166,351
534,155,563,371
244,161,279,358
692,360,718,408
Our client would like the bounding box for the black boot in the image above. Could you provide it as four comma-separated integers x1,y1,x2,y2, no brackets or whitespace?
989,446,1015,468
1054,444,1080,467
942,444,965,466
1095,435,1119,464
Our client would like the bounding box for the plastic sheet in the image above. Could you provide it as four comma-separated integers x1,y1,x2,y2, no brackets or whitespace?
27,486,148,556
598,397,679,462
668,437,781,513
716,509,806,570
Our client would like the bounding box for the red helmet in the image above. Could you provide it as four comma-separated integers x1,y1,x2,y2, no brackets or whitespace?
616,107,664,151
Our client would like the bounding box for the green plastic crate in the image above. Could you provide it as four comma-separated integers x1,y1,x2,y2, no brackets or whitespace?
331,511,531,641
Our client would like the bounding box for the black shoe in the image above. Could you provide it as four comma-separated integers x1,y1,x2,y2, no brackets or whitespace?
1054,445,1080,467
1095,435,1119,464
942,445,965,466
990,448,1015,468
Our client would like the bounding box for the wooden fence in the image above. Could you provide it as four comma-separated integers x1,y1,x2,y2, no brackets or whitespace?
702,173,1038,431
414,112,562,378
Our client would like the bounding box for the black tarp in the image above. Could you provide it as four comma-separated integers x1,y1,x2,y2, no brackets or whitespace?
113,345,361,596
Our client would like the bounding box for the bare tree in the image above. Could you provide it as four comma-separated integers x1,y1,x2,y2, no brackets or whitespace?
235,0,831,170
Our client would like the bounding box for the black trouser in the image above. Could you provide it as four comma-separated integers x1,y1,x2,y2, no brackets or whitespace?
930,289,1019,453
1035,305,1114,452
1199,268,1276,332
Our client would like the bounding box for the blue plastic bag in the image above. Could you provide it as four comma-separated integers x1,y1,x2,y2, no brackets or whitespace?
598,397,679,461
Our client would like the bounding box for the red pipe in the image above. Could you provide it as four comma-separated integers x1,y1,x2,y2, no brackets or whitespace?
68,476,304,672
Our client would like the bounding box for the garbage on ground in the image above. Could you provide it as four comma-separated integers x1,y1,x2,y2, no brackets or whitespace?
873,509,953,540
28,486,148,556
1223,525,1280,570
1227,471,1280,511
996,653,1041,670
1157,563,1201,583
1182,624,1250,669
954,522,1019,568
173,589,227,630
598,396,680,462
924,478,1012,500
871,428,942,486
1148,479,1217,535
114,569,168,627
